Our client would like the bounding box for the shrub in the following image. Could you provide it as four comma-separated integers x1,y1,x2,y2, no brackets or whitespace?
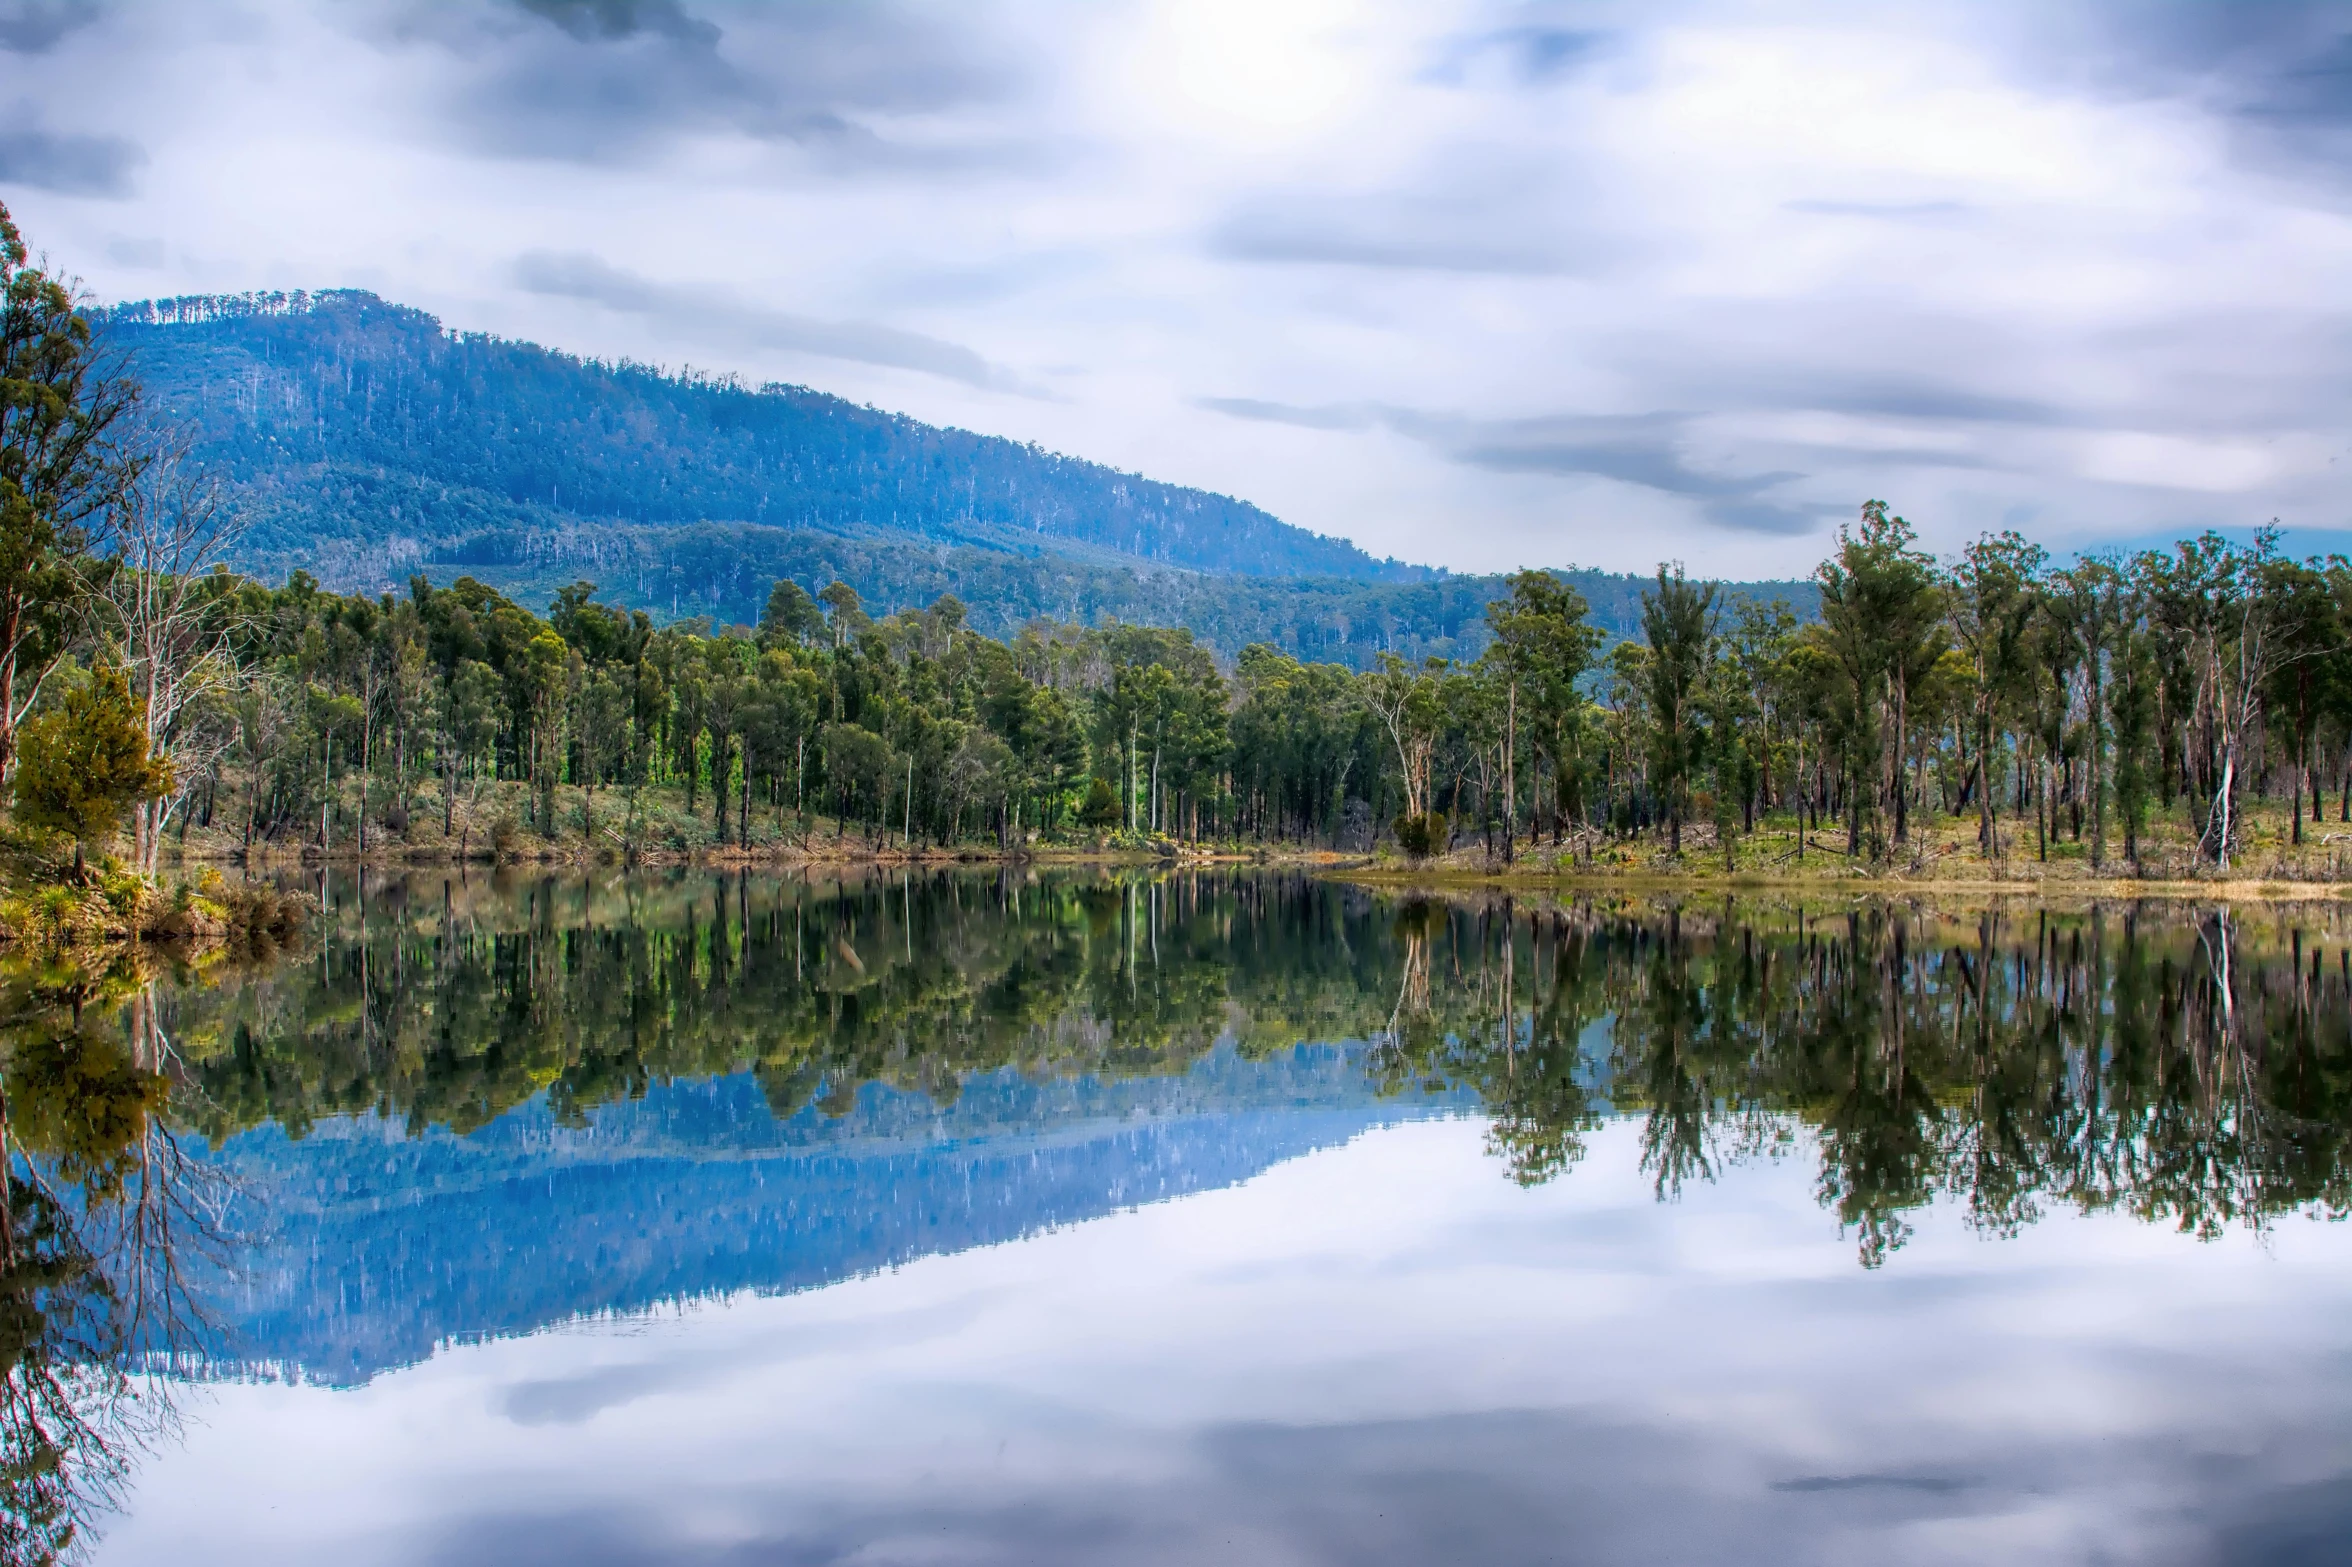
1078,776,1120,828
1392,811,1449,861
12,666,171,877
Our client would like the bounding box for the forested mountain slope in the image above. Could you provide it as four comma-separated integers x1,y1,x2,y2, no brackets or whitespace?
108,289,1419,582
104,289,1815,661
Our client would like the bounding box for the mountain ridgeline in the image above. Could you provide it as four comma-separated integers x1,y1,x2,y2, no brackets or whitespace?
103,290,1814,662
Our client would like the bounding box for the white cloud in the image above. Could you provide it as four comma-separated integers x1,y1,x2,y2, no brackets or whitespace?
3,0,2349,574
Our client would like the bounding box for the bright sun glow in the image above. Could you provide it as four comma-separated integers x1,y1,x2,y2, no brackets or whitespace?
1131,0,1371,135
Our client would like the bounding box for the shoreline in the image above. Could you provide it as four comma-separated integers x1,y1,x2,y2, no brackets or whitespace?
170,841,2352,902
1326,864,2352,904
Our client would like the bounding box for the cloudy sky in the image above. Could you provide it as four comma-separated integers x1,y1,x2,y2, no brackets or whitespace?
3,0,2349,575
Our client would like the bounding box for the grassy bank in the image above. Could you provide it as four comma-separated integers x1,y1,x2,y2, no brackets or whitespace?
165,777,1256,869
144,778,2352,903
1332,795,2352,902
0,835,308,951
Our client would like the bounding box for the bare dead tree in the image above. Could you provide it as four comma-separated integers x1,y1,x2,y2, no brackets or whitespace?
94,441,248,878
2196,531,2297,870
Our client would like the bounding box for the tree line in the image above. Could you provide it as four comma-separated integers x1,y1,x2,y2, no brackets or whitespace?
45,503,2352,876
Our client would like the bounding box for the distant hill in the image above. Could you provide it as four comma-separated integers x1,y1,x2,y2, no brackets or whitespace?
106,289,1420,582
103,289,1817,662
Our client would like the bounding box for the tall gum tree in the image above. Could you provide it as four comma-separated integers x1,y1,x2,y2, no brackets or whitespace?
0,201,139,781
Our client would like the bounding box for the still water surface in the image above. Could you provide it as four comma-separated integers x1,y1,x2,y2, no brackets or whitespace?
26,871,2352,1564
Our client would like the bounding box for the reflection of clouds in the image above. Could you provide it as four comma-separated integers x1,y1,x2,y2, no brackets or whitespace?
495,1293,1003,1425
107,1120,2352,1566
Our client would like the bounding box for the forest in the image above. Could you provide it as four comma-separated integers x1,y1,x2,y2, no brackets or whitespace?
122,499,2352,879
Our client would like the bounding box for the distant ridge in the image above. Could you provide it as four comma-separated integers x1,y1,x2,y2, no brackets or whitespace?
105,289,1428,586
100,289,1816,662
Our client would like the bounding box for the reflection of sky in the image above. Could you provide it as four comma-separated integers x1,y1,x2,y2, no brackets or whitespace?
105,1120,2352,1566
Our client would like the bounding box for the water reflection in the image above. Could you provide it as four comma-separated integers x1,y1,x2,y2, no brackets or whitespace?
175,876,2352,1274
45,871,2352,1564
0,949,223,1563
1367,897,2352,1265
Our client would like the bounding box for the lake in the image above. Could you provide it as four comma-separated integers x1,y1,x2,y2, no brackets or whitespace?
19,869,2352,1565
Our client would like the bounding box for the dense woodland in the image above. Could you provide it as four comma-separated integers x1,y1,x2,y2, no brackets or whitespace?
119,497,2352,877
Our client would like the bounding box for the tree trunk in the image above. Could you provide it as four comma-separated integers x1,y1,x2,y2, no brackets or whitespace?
1503,681,1516,864
2293,744,2306,846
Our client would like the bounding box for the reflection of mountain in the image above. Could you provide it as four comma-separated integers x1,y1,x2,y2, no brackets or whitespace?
199,1043,1454,1385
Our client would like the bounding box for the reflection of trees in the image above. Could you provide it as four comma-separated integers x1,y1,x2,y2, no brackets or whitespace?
173,870,1402,1147
0,952,219,1563
168,870,2352,1275
1373,895,2352,1267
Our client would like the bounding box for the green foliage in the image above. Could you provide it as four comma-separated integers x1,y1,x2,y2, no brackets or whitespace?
1078,776,1119,827
1640,564,1717,849
11,667,169,868
5,1026,166,1203
1392,812,1448,860
0,198,139,781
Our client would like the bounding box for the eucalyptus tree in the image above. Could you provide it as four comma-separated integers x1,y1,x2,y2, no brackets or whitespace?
0,201,141,781
2136,531,2295,867
1230,646,1370,842
98,447,245,873
1723,597,1801,833
2257,555,2341,845
1360,653,1448,831
1946,532,2045,858
1809,502,1942,856
2108,618,2159,863
2326,559,2352,822
1485,570,1604,851
2049,556,2127,866
1639,563,1716,854
758,579,825,649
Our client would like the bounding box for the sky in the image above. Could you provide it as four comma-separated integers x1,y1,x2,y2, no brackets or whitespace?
3,0,2350,577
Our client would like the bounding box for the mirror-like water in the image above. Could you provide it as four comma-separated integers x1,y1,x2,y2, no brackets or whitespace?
8,871,2352,1565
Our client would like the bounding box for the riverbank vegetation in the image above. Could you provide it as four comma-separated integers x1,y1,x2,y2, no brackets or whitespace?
149,506,2352,890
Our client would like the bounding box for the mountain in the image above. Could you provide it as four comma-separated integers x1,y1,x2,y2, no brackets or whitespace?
104,290,1817,661
108,290,1419,581
192,1046,1465,1385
